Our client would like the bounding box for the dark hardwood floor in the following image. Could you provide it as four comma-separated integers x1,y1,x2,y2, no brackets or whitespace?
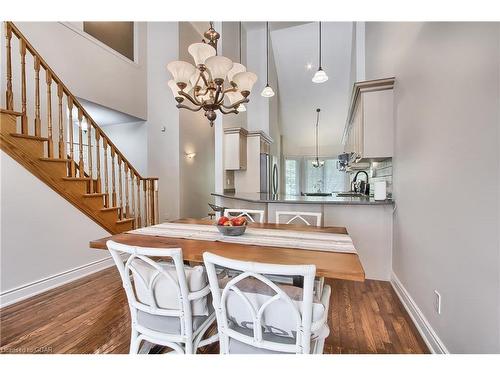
0,267,429,354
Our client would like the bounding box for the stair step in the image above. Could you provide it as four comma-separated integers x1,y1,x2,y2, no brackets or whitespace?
83,193,105,198
0,109,23,116
116,217,135,225
62,177,92,181
40,157,72,163
101,206,121,212
10,133,48,142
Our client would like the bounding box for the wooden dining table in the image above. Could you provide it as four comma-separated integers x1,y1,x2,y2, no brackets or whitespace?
89,218,365,282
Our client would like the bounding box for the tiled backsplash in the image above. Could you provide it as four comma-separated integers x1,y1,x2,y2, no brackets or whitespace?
349,159,393,197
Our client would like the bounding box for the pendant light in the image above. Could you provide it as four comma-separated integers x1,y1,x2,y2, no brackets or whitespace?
312,22,328,84
261,22,275,97
312,108,325,168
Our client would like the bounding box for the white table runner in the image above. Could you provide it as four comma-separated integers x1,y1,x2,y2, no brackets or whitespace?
129,222,356,254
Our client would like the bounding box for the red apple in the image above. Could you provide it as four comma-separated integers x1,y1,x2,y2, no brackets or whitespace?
223,221,233,226
217,216,229,226
231,217,247,227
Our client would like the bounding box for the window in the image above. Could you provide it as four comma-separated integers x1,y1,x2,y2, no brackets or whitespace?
285,157,348,195
83,22,135,61
285,159,299,195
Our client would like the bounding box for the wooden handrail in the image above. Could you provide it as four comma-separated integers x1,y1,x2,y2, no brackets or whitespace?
3,21,160,226
6,22,147,181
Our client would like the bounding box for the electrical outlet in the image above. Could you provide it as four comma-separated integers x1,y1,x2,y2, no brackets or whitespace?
434,290,442,315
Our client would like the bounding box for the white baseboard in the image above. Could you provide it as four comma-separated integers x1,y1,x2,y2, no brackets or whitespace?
0,256,116,308
390,272,449,354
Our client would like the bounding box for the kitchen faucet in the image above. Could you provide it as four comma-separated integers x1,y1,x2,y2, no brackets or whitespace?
352,171,369,194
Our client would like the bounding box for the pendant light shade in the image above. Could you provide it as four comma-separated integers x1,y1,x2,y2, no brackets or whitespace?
167,61,196,85
188,42,216,66
261,22,275,98
261,85,275,97
312,22,328,84
312,68,328,83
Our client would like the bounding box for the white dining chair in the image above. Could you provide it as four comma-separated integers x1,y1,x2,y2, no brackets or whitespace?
275,211,322,227
223,208,265,223
107,241,218,354
203,252,331,354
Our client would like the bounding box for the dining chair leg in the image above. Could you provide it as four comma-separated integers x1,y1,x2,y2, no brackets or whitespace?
129,328,141,354
185,341,193,354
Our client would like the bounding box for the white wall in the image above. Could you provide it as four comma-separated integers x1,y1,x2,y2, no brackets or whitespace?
0,151,110,305
101,121,148,176
365,22,500,353
146,22,181,221
178,22,215,218
14,22,148,119
246,25,268,134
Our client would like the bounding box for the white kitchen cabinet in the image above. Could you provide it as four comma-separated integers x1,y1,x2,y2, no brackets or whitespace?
343,78,395,161
224,127,247,170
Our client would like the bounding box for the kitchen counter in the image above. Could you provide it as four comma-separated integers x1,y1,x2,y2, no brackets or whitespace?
211,192,393,205
212,191,394,281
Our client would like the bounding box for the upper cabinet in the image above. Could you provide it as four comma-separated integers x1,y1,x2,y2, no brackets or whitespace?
224,127,248,170
343,77,395,162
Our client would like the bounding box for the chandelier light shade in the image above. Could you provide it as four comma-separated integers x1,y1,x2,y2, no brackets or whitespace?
312,108,325,168
166,22,258,126
227,62,246,83
225,91,247,113
261,22,275,98
232,72,257,93
168,80,181,98
188,42,216,66
167,61,197,85
205,56,233,81
312,22,329,84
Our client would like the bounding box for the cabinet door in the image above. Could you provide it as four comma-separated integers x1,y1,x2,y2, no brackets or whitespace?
362,90,394,159
239,135,247,169
224,133,241,170
352,99,363,159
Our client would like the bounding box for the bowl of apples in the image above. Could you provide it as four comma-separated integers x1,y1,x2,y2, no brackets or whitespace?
216,216,248,236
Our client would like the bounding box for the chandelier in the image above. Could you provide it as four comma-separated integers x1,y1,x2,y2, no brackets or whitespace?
167,22,258,127
312,108,325,168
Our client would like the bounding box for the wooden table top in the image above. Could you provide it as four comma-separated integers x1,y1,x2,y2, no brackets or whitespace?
89,219,365,282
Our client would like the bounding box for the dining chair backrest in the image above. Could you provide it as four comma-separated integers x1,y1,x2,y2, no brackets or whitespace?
107,241,195,338
275,211,322,227
224,208,265,223
203,252,317,354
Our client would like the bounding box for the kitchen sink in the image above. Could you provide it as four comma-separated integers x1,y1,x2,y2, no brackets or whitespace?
336,192,366,197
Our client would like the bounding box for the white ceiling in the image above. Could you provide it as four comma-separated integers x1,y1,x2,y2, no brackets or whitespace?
270,22,354,157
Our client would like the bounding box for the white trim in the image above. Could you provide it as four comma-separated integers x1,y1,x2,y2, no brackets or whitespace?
390,272,449,354
0,256,119,308
58,22,141,68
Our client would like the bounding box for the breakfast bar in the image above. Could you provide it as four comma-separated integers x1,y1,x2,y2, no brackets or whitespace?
212,192,394,281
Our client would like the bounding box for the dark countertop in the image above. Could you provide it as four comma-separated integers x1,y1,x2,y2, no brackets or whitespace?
211,192,394,206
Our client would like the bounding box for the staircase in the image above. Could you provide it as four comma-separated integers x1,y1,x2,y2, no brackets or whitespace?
0,22,159,234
